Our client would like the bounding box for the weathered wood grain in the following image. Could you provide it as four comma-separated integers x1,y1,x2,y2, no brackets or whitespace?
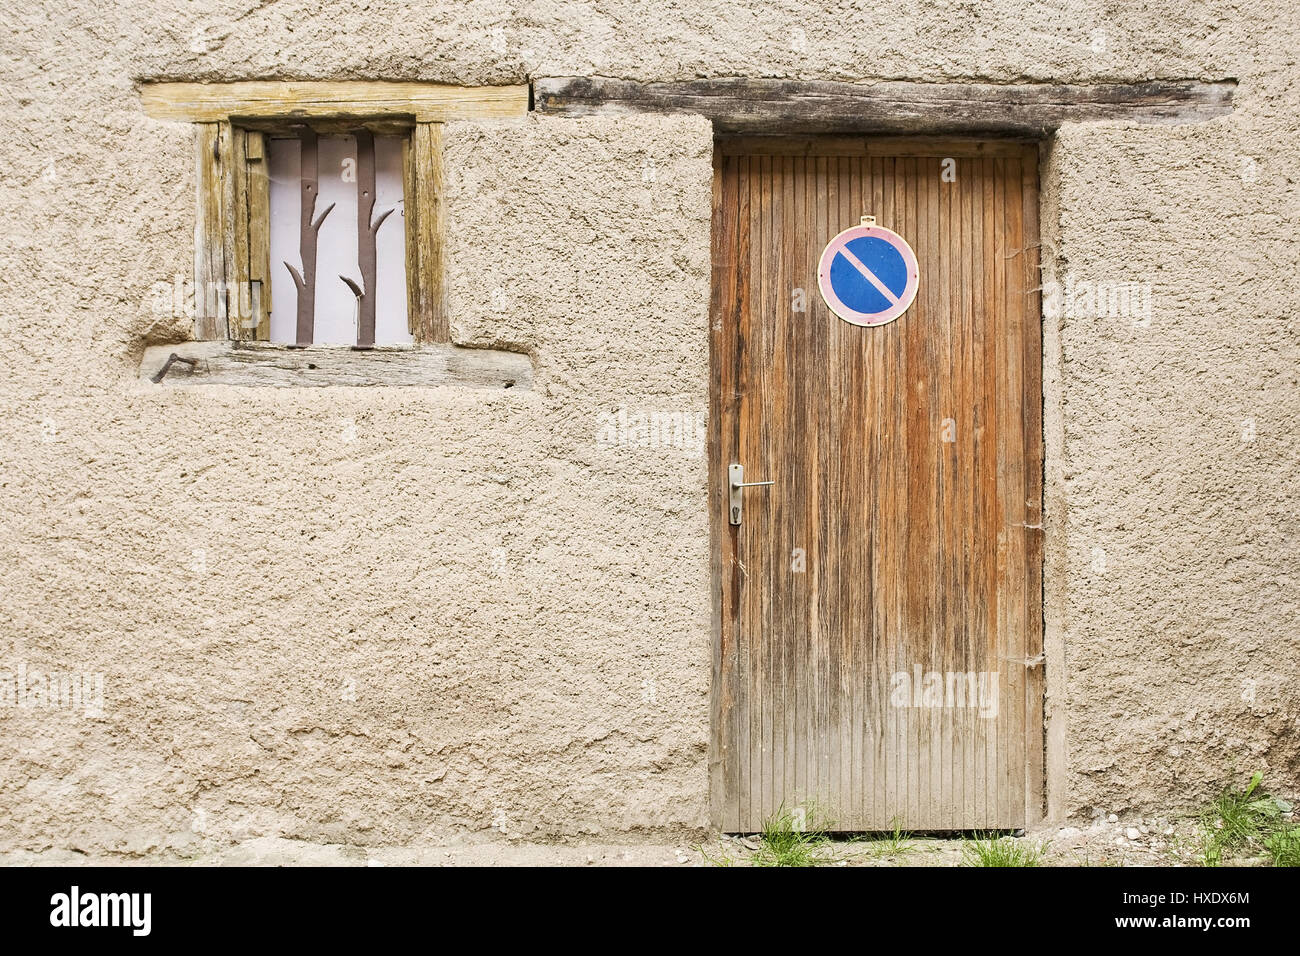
402,135,417,337
246,130,272,340
139,342,532,389
537,77,1235,134
226,126,252,341
409,122,448,343
718,136,1032,157
193,123,227,340
1021,145,1046,825
707,149,729,831
711,140,1043,831
238,117,414,136
141,81,529,123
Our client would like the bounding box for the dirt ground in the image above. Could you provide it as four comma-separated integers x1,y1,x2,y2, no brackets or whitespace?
0,814,1272,867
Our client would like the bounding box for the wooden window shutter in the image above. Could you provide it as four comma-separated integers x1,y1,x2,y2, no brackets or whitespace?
405,121,448,343
193,121,271,341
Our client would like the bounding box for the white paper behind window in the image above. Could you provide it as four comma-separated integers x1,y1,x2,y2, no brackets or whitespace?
268,134,410,346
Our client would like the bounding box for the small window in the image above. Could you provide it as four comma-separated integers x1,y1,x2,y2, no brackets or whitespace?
190,119,446,348
138,81,530,384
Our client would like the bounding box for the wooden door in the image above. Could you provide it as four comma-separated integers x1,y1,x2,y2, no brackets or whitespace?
709,138,1044,832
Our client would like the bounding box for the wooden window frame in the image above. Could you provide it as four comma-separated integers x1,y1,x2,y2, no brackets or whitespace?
140,81,529,346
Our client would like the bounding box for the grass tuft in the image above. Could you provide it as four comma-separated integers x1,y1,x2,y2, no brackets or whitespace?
751,805,836,867
853,817,915,859
694,842,736,867
1197,771,1295,867
961,832,1044,867
1264,827,1300,868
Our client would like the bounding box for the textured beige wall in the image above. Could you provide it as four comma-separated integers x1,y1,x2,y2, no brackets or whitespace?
0,109,714,853
1,0,1296,854
1044,108,1300,818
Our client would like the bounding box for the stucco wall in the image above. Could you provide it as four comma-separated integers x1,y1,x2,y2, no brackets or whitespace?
1044,105,1300,818
1,0,1296,854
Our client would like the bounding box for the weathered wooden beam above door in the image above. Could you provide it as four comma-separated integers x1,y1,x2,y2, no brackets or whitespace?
533,77,1235,134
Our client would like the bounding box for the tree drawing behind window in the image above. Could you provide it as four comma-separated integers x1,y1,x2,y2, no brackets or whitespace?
268,130,410,347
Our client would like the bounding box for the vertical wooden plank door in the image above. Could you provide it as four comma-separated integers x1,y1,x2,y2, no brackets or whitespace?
709,139,1044,832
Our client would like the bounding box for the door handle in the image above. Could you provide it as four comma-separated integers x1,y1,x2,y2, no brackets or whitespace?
728,463,774,525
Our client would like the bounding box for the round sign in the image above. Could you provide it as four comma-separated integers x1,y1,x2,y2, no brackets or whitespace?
817,219,919,326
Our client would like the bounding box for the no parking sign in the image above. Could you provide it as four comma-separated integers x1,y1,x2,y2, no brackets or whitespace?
817,216,919,326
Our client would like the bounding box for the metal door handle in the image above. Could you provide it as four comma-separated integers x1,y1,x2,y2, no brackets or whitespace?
728,463,773,525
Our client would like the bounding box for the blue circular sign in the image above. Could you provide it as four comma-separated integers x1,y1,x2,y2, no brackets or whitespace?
817,220,920,326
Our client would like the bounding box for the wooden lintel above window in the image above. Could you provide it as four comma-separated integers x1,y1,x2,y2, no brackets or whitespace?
139,80,529,124
533,77,1236,135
